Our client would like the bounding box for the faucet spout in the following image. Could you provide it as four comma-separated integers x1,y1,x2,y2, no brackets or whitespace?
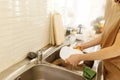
36,49,44,64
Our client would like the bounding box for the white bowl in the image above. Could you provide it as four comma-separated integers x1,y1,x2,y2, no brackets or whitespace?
60,46,83,60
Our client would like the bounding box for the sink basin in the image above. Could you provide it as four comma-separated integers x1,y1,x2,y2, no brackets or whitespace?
15,64,85,80
43,46,105,80
44,48,61,64
43,47,94,70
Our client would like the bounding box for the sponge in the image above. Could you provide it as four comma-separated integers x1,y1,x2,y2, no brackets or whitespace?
83,66,96,80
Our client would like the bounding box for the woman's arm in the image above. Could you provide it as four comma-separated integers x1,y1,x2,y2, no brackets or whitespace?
80,32,120,60
66,32,120,65
78,34,102,50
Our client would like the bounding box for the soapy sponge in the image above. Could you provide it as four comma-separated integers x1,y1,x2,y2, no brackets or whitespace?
83,66,96,80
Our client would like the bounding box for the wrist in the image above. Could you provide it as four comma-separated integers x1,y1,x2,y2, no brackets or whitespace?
79,45,85,50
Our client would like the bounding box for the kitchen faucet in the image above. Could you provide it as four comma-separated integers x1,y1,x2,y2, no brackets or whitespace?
36,49,44,64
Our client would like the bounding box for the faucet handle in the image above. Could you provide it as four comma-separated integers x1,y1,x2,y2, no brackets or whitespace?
37,48,45,55
27,52,37,60
36,48,45,64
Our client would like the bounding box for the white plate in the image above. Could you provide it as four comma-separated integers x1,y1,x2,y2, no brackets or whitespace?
60,46,83,60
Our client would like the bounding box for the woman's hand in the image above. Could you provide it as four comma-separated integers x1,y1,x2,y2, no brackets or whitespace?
65,54,82,66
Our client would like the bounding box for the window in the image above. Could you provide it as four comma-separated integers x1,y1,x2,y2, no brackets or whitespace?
47,0,106,28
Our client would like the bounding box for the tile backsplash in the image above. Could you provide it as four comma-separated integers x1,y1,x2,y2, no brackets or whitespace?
0,0,50,72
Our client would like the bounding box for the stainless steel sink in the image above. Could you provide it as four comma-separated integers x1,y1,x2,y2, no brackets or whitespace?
44,48,61,64
43,46,105,80
15,64,85,80
1,46,102,80
95,61,104,80
42,46,104,80
43,47,94,69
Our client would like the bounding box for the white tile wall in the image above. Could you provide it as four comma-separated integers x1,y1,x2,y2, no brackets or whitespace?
0,0,50,72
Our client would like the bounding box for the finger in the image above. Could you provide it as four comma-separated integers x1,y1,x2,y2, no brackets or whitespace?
65,59,70,64
71,62,77,66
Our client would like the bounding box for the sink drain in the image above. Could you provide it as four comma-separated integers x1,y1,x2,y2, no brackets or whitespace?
15,76,22,80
